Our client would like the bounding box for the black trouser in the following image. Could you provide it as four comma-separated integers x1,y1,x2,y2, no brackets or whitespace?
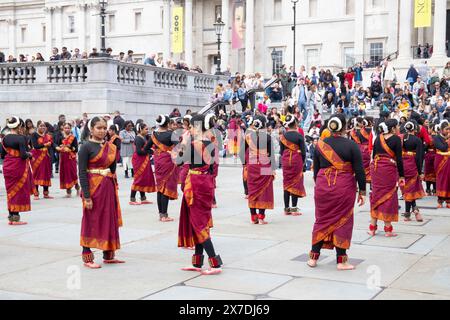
284,191,298,208
195,239,216,258
405,200,417,214
239,99,248,112
250,208,265,216
130,190,146,200
312,240,347,258
157,192,169,214
425,181,436,192
36,186,49,193
243,180,248,196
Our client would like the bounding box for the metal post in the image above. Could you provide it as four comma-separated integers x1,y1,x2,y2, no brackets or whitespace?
293,1,296,72
216,34,222,75
98,1,109,57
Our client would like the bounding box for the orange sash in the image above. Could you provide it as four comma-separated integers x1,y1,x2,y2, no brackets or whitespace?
151,134,174,153
380,134,396,159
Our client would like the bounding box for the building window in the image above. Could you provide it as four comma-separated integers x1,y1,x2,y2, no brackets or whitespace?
309,0,318,17
345,0,355,15
274,0,282,21
306,48,319,70
42,25,46,42
215,5,222,21
135,12,142,30
271,49,283,75
343,47,355,68
109,14,115,32
20,26,27,43
369,42,384,67
68,15,75,33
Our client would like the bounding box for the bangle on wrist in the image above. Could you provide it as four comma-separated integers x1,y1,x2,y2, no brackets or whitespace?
359,191,366,196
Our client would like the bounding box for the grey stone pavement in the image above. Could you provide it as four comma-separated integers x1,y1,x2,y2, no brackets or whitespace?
0,161,450,300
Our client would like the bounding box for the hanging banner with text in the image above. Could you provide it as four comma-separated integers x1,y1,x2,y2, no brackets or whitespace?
172,7,184,53
414,0,432,28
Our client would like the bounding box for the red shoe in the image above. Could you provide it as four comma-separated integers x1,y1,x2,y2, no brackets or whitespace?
8,221,28,226
140,200,153,205
103,259,126,264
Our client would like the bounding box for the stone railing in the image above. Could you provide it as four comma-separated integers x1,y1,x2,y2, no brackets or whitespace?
0,58,226,92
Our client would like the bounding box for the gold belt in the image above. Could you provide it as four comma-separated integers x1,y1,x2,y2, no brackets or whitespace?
402,151,416,156
437,151,450,156
189,170,208,175
87,169,112,176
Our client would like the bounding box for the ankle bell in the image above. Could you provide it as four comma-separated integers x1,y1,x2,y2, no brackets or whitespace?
309,251,320,261
103,250,115,261
208,255,223,268
384,225,393,233
369,224,378,231
82,252,95,264
192,254,204,268
337,255,348,264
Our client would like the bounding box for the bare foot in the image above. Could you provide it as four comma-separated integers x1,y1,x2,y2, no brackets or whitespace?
8,221,28,226
337,263,355,271
140,200,153,205
44,195,54,199
258,219,268,225
201,268,222,275
103,259,126,264
182,266,203,272
84,262,102,269
33,196,39,200
212,204,218,209
160,217,174,222
307,259,317,268
385,232,398,237
415,212,424,222
367,230,376,236
129,201,141,206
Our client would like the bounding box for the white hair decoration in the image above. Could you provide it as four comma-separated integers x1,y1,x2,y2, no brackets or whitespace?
379,122,389,134
115,124,119,132
284,115,295,128
253,119,263,129
6,116,20,129
327,117,342,132
404,121,415,132
434,124,441,133
247,116,254,127
87,118,93,130
156,114,167,126
136,123,141,132
363,119,369,127
183,115,192,122
205,113,215,130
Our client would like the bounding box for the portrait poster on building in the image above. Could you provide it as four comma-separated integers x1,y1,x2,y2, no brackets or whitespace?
414,0,432,28
172,7,184,53
231,0,245,49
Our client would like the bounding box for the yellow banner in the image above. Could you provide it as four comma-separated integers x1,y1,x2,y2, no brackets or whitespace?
172,7,184,53
414,0,432,28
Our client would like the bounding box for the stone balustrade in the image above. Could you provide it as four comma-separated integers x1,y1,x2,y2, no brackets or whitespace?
0,58,227,123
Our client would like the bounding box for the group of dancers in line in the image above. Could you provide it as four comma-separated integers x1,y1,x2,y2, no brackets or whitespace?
1,109,449,273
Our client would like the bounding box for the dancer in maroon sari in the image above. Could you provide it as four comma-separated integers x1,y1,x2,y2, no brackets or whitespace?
130,123,156,205
31,120,54,199
400,121,425,222
108,125,121,163
369,119,405,237
433,121,450,208
349,117,371,184
148,114,179,222
1,117,33,225
308,115,366,271
178,116,192,191
424,124,437,196
205,114,221,208
246,116,276,225
280,114,306,216
57,123,80,197
79,117,124,269
178,114,223,275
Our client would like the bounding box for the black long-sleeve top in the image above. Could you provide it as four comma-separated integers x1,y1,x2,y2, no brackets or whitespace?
372,135,404,177
352,128,371,144
402,134,423,174
134,135,153,156
313,136,366,192
433,135,449,152
78,141,117,199
177,139,215,173
147,131,176,149
31,132,54,150
58,135,78,153
1,134,32,160
109,135,121,152
279,131,306,163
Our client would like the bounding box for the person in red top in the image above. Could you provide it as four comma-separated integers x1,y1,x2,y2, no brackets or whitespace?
344,68,355,89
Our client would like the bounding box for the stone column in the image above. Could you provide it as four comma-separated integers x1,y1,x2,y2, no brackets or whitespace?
245,0,254,74
89,3,100,51
163,0,171,62
185,0,193,66
354,0,365,60
221,0,230,72
77,4,87,52
54,6,63,49
44,7,53,55
387,0,399,56
432,0,447,59
7,19,16,58
397,0,413,61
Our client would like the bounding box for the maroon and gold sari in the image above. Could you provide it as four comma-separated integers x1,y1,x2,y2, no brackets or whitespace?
80,143,122,251
280,133,306,197
312,140,356,250
59,134,78,190
151,134,178,200
31,134,52,187
131,139,156,193
400,151,425,201
109,134,121,163
434,138,450,199
424,143,436,183
178,142,214,248
370,135,399,222
2,145,33,212
350,129,371,183
247,135,274,209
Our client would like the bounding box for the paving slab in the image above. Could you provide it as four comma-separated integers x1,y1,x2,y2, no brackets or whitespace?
428,236,450,258
361,233,423,249
144,285,254,300
268,278,381,300
185,269,292,295
0,290,58,300
375,288,450,300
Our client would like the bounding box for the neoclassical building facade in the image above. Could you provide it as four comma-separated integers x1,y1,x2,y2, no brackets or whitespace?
0,0,449,76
